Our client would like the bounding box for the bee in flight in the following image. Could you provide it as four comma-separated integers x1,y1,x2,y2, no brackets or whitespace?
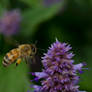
2,44,37,67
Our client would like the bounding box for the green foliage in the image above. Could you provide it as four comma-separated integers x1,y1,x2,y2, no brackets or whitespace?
0,4,5,15
21,3,63,37
0,0,10,9
0,55,31,92
20,0,42,7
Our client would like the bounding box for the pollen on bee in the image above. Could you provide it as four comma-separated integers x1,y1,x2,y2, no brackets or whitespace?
7,53,11,57
16,58,21,65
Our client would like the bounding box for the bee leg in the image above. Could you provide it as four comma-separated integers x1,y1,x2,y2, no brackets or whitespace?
24,57,28,64
16,58,22,66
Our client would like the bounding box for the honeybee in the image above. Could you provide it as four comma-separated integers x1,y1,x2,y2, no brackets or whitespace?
2,44,37,67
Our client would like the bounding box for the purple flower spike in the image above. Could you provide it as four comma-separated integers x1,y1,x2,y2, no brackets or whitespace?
0,9,21,36
31,39,87,92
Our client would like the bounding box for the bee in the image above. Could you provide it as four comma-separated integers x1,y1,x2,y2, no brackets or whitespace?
2,44,37,67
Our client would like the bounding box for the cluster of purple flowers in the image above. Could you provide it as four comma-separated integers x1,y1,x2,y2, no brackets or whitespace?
30,39,86,92
0,9,21,36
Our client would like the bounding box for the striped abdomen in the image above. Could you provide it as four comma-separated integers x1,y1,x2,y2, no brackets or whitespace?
2,49,19,67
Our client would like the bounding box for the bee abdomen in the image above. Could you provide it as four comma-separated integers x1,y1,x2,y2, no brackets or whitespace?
2,55,10,67
2,49,19,67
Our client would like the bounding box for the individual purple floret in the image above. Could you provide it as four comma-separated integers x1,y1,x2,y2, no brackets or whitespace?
31,39,86,92
0,9,21,36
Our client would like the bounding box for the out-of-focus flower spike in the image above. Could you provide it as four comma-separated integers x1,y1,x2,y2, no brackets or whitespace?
0,9,21,36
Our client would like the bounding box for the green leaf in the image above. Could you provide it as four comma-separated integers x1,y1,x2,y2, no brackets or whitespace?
79,46,92,91
0,0,10,9
20,2,64,37
20,0,41,7
0,55,30,92
0,4,6,15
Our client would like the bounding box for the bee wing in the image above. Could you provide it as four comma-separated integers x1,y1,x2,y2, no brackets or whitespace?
29,55,42,72
24,56,36,64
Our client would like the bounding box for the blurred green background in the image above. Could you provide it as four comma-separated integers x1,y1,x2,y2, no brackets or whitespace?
0,0,92,92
